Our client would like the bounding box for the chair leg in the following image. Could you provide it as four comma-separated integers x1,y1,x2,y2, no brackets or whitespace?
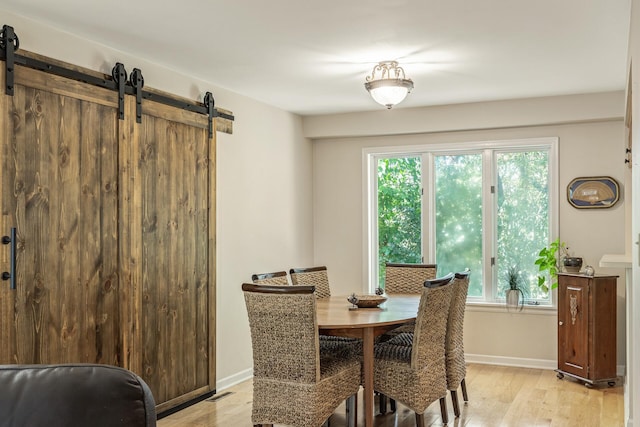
415,412,425,427
461,378,469,402
379,393,387,415
390,398,397,412
346,394,357,427
450,389,460,417
439,396,449,424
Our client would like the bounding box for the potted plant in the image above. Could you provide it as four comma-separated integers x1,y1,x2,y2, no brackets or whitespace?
504,265,528,312
534,238,571,292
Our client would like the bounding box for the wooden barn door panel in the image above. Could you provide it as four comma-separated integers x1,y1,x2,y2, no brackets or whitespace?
126,98,215,409
0,66,120,365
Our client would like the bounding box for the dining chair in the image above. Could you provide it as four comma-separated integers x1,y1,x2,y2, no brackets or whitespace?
242,283,361,427
382,263,438,338
378,262,440,413
289,265,362,360
372,273,455,426
378,270,472,419
446,269,471,417
289,266,332,298
251,270,290,285
384,262,438,294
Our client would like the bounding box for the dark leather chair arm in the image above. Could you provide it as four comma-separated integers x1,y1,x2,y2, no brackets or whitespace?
0,364,156,427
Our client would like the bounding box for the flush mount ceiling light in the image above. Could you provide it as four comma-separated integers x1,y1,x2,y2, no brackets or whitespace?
364,61,414,109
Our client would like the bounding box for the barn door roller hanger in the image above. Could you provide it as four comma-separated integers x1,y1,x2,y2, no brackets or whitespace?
0,24,18,96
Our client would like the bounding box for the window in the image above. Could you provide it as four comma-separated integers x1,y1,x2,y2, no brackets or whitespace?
377,156,422,286
434,153,484,296
367,137,558,305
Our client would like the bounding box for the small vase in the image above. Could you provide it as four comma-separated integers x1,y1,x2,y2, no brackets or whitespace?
583,265,595,276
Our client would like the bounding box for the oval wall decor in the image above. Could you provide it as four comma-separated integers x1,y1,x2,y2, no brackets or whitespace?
567,176,620,209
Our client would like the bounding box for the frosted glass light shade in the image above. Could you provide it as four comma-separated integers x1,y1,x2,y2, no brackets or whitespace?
365,79,413,109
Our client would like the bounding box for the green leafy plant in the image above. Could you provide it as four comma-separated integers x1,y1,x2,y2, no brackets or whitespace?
534,238,568,292
505,265,524,292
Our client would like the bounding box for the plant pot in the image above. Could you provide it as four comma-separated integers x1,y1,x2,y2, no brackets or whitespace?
563,257,583,273
506,288,524,312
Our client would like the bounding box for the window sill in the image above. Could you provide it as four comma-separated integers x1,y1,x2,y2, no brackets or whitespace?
465,301,557,316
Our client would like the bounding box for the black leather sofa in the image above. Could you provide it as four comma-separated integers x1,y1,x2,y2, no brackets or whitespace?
0,364,156,427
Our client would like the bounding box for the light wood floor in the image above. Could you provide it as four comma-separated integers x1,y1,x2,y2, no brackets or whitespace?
157,363,623,427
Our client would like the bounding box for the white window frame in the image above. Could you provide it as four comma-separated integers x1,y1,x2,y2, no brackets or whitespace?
363,136,559,306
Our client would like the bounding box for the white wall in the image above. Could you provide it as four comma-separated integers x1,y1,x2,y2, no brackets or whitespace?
303,92,625,139
0,10,315,388
216,98,313,386
307,93,627,368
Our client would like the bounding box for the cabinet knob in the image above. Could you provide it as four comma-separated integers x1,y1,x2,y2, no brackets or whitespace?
559,321,563,326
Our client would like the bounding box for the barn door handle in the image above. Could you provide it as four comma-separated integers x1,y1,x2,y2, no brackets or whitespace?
2,227,16,290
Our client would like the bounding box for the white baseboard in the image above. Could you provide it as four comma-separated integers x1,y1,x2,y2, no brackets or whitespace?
216,367,253,392
466,354,626,379
466,353,557,370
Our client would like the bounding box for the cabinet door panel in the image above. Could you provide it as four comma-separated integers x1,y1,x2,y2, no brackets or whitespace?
558,278,589,378
590,277,617,380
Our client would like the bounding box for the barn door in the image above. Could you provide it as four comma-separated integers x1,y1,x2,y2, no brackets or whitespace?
121,97,216,410
0,66,121,365
1,45,218,411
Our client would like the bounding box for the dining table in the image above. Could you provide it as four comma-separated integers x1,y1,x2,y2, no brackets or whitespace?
316,294,421,427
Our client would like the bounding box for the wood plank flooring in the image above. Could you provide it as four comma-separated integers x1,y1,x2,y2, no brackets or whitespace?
157,363,623,426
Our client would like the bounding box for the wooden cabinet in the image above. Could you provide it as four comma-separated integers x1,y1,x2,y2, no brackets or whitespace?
556,273,618,387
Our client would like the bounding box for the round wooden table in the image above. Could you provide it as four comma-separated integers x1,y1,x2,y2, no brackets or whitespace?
316,294,420,427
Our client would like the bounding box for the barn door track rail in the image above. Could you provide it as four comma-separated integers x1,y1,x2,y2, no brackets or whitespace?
0,24,233,136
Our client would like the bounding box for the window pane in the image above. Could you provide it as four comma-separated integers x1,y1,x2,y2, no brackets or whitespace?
435,154,483,296
377,157,422,287
496,151,550,303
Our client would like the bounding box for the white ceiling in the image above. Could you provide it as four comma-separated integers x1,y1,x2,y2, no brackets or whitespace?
1,0,632,115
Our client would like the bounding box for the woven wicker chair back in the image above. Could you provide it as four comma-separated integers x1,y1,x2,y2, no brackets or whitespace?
411,274,455,370
290,266,332,299
445,270,471,389
251,271,290,286
242,284,320,383
384,263,437,294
